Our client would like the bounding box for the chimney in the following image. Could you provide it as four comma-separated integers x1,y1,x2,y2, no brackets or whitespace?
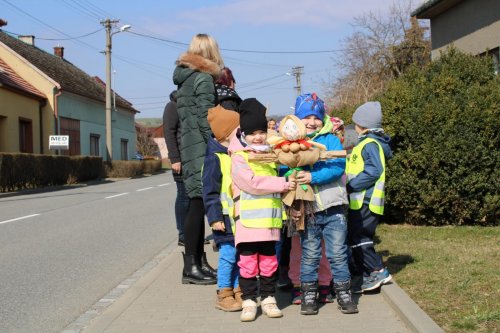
19,35,35,46
54,45,64,58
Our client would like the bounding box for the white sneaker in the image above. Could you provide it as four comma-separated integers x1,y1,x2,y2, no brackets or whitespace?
261,296,283,318
240,299,257,322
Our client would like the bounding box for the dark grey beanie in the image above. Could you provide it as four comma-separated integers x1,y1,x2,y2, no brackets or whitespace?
352,101,382,129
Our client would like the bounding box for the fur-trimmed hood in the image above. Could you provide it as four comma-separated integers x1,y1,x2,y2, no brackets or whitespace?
175,53,221,79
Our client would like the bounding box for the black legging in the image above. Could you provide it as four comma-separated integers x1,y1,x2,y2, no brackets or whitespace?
279,228,291,267
183,197,206,256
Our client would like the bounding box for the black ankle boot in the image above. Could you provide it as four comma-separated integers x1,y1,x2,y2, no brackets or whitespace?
182,253,216,285
199,252,217,278
334,280,359,314
300,282,318,315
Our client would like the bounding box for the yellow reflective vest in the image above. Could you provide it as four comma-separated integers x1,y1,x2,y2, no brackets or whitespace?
235,151,283,229
215,152,235,232
346,138,386,215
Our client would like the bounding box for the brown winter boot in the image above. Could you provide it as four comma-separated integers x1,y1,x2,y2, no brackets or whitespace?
215,288,242,312
233,286,243,308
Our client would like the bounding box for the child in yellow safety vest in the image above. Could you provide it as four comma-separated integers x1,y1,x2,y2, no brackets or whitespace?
203,106,241,312
346,101,393,293
228,98,296,322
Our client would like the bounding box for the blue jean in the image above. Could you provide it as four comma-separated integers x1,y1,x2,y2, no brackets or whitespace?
218,242,239,289
174,181,189,241
300,206,350,284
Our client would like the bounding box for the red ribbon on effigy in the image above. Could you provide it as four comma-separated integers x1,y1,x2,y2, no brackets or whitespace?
274,139,313,149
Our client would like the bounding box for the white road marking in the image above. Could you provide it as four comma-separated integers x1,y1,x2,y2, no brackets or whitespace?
157,183,171,187
136,187,153,192
105,193,129,199
0,214,40,225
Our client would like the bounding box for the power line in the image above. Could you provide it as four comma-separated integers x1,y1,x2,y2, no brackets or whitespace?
238,77,294,93
68,0,103,18
1,0,101,52
128,30,362,54
223,47,341,54
132,100,168,106
128,31,187,46
126,95,170,100
127,31,291,68
77,0,116,20
112,54,170,78
224,55,291,69
2,27,169,79
136,105,166,111
2,28,103,41
238,73,291,89
60,0,100,20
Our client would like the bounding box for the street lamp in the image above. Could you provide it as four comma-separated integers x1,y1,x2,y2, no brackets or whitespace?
101,19,131,162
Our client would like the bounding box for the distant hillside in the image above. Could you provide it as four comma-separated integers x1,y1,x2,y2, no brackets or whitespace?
136,118,162,127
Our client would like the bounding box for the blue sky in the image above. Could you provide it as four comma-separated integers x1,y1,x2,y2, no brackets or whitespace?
1,0,410,118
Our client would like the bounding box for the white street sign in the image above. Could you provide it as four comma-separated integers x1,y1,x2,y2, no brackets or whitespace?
49,135,69,150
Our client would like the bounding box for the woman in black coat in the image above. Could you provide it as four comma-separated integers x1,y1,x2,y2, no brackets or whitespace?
163,91,189,246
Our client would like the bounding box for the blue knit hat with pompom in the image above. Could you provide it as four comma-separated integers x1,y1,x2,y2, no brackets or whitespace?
294,93,325,120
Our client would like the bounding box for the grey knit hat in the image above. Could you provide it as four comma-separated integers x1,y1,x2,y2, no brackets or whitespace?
352,101,382,129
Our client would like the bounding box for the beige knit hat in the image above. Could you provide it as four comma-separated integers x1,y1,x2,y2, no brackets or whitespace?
207,105,240,142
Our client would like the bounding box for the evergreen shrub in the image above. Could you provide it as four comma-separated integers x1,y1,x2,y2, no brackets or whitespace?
0,154,103,192
381,49,499,225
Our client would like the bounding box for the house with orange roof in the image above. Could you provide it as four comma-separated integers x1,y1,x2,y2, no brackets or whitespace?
0,57,46,153
0,28,138,160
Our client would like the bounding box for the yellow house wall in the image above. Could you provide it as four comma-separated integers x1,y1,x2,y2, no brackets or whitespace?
0,45,57,154
0,88,41,153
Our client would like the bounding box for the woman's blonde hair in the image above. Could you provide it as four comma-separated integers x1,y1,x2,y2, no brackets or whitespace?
187,33,224,67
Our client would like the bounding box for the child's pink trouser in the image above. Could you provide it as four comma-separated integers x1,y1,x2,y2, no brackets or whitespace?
288,235,332,286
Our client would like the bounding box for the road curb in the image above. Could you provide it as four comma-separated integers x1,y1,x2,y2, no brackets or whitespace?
381,281,444,333
81,244,179,333
63,240,179,333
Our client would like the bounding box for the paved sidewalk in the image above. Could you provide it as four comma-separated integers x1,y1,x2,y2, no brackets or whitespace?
75,238,420,333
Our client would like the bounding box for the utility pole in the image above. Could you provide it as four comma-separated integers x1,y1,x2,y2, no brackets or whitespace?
291,66,304,96
101,18,119,162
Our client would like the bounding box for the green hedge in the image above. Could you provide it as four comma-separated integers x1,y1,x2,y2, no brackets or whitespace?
0,154,163,192
0,153,103,192
381,48,499,225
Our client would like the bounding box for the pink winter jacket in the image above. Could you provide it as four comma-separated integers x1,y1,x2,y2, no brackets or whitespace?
228,135,291,246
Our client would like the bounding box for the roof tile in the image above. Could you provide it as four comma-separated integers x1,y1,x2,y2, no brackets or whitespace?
0,30,137,112
0,57,45,99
